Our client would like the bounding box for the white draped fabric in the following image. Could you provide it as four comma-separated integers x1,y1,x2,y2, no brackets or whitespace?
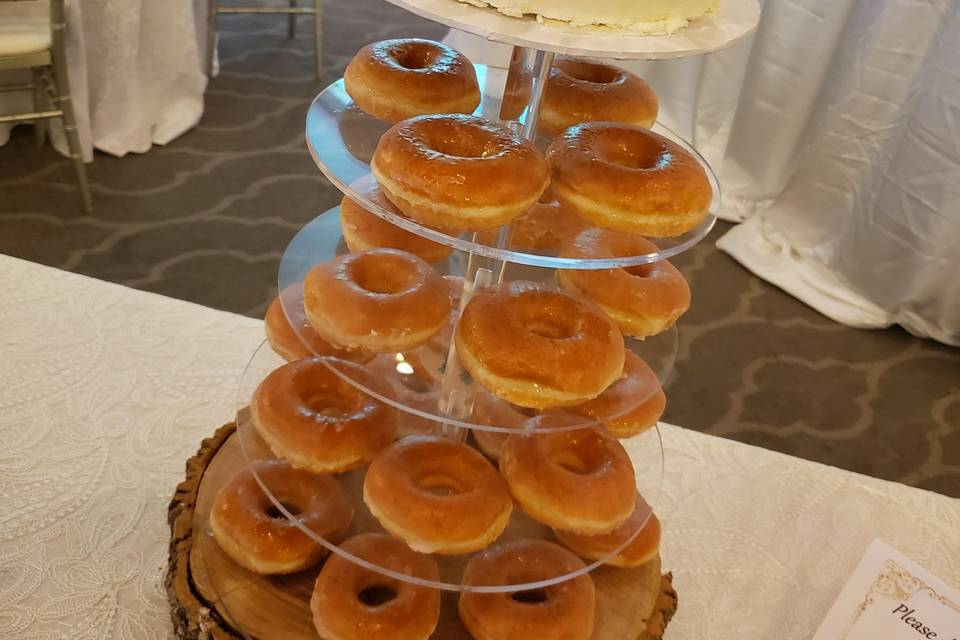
0,0,209,161
446,0,960,345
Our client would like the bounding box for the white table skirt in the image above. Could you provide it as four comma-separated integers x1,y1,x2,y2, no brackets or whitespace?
0,0,209,161
1,255,957,639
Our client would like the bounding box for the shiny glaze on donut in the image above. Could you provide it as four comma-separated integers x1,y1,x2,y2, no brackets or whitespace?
567,352,666,437
303,248,450,353
311,533,441,640
363,437,513,554
540,57,658,136
209,459,353,575
454,281,625,409
340,184,452,263
251,357,396,473
507,190,585,252
500,424,636,534
469,391,533,461
344,38,480,123
372,114,549,230
547,122,712,237
558,228,691,338
458,539,595,640
264,292,371,363
555,496,660,568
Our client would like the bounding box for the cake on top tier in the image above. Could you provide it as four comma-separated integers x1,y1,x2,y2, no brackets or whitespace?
456,0,720,33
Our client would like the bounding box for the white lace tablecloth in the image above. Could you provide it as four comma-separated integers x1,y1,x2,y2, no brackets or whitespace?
1,255,958,639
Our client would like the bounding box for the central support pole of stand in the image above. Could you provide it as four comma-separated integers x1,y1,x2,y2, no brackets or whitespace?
494,48,555,282
437,46,555,440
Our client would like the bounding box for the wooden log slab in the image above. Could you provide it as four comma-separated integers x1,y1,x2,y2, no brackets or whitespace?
166,422,678,639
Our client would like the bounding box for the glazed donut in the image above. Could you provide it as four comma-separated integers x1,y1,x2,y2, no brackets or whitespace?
303,248,451,353
340,184,452,263
558,228,691,338
540,57,658,137
554,496,660,568
455,281,625,409
210,459,353,575
372,114,549,231
392,389,440,438
498,48,533,121
500,425,636,534
567,352,666,438
344,38,480,123
469,391,533,461
363,437,513,554
368,352,441,438
311,533,441,640
507,191,584,252
547,122,712,237
265,290,371,363
471,408,590,462
459,540,595,640
251,357,397,473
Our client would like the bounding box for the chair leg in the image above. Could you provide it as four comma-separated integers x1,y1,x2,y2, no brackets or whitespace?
314,0,323,79
32,68,47,147
288,0,297,39
207,0,219,77
49,65,92,213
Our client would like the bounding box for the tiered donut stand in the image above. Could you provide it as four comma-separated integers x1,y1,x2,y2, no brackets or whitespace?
167,2,760,638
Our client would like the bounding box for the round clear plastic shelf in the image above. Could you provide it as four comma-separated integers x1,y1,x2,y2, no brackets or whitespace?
233,340,665,593
305,66,719,270
278,206,678,434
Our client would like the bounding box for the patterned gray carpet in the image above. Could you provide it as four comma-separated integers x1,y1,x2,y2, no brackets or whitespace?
1,0,957,497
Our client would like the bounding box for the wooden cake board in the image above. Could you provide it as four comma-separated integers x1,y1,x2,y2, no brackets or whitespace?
166,423,678,639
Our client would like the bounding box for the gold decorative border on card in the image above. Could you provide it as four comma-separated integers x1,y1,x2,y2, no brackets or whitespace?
841,560,960,639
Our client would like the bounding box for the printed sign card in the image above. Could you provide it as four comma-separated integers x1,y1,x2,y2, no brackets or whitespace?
813,539,960,640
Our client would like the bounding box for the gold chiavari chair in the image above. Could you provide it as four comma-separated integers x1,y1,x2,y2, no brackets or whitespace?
207,0,323,80
0,0,91,212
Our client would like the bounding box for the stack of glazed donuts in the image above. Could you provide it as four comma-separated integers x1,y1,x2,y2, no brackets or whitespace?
205,36,708,640
341,38,711,244
339,37,698,347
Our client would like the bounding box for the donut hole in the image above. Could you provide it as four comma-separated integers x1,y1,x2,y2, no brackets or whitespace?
417,474,467,497
598,134,669,171
558,59,620,85
422,122,502,159
550,433,611,475
301,389,357,418
527,318,577,341
357,584,398,606
392,44,437,70
511,589,549,604
265,501,301,519
625,263,655,278
551,450,591,475
349,254,418,295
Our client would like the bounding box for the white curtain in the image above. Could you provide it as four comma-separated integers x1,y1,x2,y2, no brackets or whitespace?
446,0,960,346
0,0,209,160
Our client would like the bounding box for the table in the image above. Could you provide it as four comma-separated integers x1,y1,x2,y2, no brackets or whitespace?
0,1,209,161
1,255,957,639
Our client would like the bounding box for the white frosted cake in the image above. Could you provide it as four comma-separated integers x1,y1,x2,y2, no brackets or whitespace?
456,0,720,33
